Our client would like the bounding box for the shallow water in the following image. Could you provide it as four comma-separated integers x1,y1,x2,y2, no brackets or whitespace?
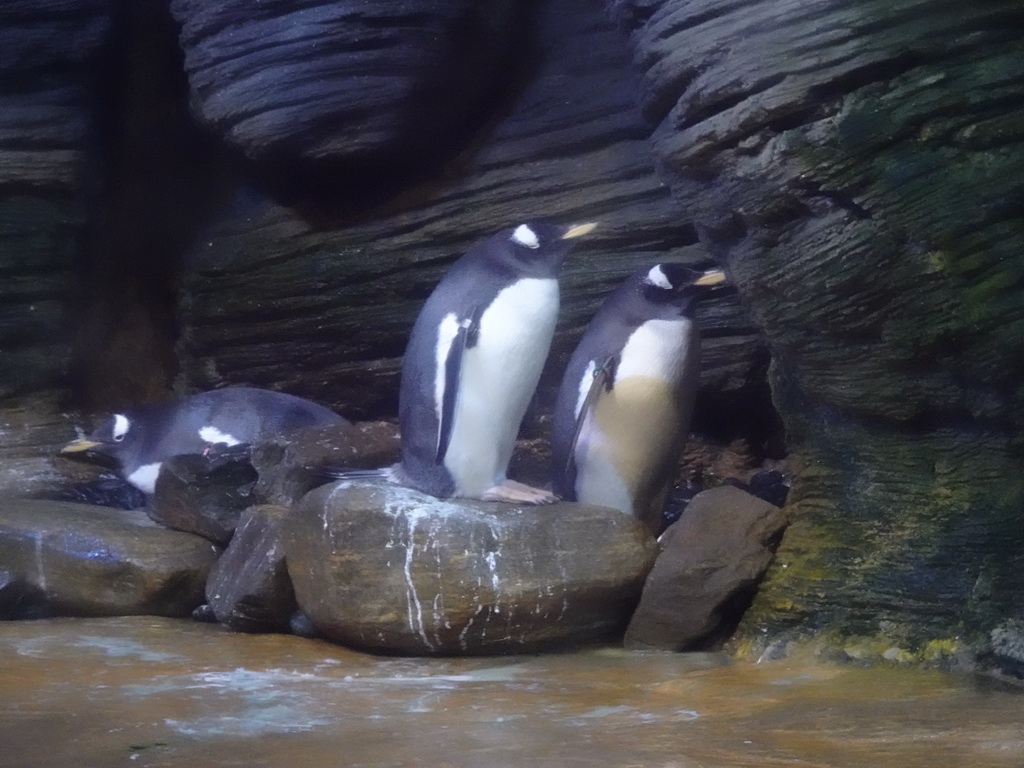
1,617,1021,768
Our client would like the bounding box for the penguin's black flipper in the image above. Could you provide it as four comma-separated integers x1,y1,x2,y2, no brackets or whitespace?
435,305,484,463
563,354,618,486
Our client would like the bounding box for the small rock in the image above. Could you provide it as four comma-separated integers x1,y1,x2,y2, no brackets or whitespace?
986,620,1024,680
0,499,219,618
206,504,296,633
0,569,48,619
149,444,257,544
624,485,788,651
289,610,320,639
251,421,400,507
725,469,790,509
191,603,218,623
284,481,659,655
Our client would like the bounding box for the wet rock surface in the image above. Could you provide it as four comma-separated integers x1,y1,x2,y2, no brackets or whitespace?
285,481,659,655
3,617,1024,768
205,504,296,634
0,499,219,618
625,486,788,651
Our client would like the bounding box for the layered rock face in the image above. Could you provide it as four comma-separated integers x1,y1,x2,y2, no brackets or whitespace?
170,1,524,175
0,1,113,495
609,0,1024,656
170,0,764,420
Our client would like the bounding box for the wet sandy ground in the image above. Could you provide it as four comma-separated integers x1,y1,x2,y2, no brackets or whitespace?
1,617,1022,767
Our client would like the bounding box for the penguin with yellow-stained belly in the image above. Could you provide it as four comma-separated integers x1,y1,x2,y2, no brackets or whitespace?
551,263,726,532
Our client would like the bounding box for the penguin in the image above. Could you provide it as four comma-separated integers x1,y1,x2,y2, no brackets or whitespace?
551,263,726,532
395,220,596,504
61,387,345,494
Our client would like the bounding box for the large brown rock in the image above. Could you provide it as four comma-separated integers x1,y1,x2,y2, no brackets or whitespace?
284,481,659,655
624,486,788,651
0,498,219,618
206,504,296,633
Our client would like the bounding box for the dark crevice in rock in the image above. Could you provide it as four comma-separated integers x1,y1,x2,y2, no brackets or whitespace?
69,0,231,411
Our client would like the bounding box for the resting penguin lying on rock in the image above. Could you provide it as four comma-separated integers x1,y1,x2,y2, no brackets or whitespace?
61,387,345,494
386,220,597,504
551,263,726,532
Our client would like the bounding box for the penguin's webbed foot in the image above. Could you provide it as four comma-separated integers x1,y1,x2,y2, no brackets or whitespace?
480,479,559,505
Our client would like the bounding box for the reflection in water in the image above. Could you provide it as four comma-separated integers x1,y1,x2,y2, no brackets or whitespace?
1,617,1021,767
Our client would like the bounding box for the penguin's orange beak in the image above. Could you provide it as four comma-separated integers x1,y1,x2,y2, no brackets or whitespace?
561,222,598,240
61,438,103,454
694,268,727,286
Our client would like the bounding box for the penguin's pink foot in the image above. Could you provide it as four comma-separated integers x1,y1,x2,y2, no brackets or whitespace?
480,479,559,505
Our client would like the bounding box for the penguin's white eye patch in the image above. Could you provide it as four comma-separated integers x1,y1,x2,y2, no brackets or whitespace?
644,265,673,290
511,224,540,249
112,414,130,441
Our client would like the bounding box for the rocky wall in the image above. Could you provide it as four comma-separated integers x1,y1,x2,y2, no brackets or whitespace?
609,0,1024,658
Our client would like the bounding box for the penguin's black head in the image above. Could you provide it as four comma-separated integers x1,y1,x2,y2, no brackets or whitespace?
485,221,597,278
61,411,143,471
635,263,728,318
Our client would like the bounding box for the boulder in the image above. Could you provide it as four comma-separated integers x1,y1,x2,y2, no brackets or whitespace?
625,486,788,651
206,504,296,633
0,498,219,618
149,444,257,545
170,0,524,183
251,421,401,506
284,481,659,655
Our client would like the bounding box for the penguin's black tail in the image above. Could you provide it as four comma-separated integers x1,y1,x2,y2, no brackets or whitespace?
313,465,395,482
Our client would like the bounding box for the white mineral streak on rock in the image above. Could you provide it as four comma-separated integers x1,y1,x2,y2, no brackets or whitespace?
484,550,500,591
400,508,436,652
34,530,46,592
459,605,487,652
553,528,571,621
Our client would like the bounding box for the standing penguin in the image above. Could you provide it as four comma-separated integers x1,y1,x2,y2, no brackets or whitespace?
397,221,596,504
551,263,726,531
61,387,345,493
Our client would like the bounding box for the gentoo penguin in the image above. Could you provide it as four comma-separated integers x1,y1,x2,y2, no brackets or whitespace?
551,263,726,532
396,220,596,504
61,387,345,493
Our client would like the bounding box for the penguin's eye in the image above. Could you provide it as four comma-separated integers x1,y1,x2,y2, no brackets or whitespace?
111,413,131,442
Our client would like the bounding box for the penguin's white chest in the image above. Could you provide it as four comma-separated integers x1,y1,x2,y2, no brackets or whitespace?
442,278,559,495
574,318,698,519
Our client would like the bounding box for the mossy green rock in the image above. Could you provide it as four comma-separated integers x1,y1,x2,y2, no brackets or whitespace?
616,0,1024,659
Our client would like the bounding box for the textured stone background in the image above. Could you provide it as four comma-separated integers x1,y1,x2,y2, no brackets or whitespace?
1,0,1021,661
